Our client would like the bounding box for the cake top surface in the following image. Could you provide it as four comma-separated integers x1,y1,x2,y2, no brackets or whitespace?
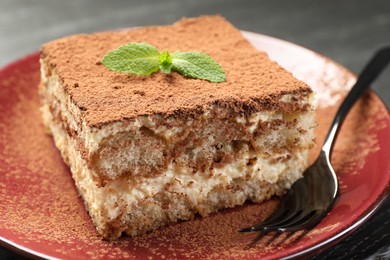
41,15,312,127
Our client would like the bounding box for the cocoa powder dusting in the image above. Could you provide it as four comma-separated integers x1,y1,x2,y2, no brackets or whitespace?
131,201,281,259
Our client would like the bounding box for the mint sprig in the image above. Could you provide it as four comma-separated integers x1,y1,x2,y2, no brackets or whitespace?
102,42,226,83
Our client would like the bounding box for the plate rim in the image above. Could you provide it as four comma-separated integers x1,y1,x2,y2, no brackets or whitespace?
0,32,389,260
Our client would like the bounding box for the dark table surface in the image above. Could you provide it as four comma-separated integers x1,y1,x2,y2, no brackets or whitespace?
1,0,389,259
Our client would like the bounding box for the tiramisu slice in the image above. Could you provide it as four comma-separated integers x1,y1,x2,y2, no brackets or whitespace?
39,16,316,240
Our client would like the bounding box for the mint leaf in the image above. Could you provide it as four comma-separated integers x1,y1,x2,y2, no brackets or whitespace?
172,51,226,82
102,42,160,76
159,51,173,74
101,42,226,83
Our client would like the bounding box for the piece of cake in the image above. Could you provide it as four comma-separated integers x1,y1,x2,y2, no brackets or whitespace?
39,15,316,240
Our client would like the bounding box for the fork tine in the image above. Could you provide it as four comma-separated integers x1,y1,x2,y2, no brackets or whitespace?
277,210,322,232
239,199,289,232
239,209,288,232
239,226,261,233
239,199,303,232
275,210,316,230
262,210,304,229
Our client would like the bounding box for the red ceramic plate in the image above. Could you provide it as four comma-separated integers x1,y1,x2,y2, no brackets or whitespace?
0,31,389,260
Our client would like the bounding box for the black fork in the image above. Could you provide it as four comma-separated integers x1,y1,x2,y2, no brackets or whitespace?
240,46,390,233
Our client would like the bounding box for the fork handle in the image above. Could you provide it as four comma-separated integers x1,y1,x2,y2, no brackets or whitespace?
322,46,390,154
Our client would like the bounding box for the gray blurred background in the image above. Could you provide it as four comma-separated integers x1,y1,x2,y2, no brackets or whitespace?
1,0,389,259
